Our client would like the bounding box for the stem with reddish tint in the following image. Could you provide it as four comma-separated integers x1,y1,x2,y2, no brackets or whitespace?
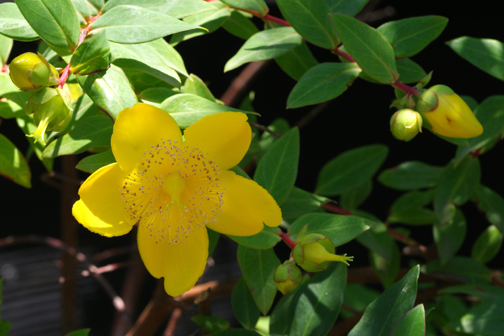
279,232,296,249
333,48,356,63
322,203,352,215
392,80,421,96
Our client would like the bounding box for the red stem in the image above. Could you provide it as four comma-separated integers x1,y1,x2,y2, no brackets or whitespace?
392,80,421,96
1,64,8,72
263,14,291,26
333,48,356,63
59,63,71,88
279,232,296,249
322,203,352,215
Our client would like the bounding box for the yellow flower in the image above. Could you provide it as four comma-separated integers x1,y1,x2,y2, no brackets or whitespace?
72,104,282,296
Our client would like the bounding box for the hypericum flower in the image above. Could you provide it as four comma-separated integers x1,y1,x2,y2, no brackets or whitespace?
416,85,483,138
390,109,422,142
72,104,282,296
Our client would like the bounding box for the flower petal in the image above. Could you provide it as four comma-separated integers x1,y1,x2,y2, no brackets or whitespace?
206,171,282,236
137,221,209,297
73,163,134,237
183,112,251,171
112,103,183,172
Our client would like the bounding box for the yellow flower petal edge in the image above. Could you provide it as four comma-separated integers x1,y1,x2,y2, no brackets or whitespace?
73,104,282,297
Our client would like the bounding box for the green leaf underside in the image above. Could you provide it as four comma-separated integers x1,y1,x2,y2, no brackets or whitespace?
281,187,329,220
434,209,467,264
102,0,214,18
326,0,369,17
396,58,426,84
0,133,31,188
222,9,259,40
229,226,281,249
0,3,39,41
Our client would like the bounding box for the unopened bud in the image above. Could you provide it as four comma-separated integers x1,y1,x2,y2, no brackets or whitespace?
390,109,422,142
9,52,58,92
274,260,302,295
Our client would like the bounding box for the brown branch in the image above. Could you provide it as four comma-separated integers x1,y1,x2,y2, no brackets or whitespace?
294,101,334,130
220,61,270,107
249,122,282,138
163,308,183,336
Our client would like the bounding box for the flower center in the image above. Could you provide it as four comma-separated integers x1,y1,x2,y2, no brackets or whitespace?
120,139,225,244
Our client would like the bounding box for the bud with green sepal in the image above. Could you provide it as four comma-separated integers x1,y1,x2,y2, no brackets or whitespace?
416,84,483,138
292,225,353,272
390,109,422,142
274,259,302,295
9,52,59,92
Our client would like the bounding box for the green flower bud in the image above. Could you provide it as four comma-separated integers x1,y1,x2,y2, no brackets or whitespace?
390,109,422,142
26,88,72,145
293,230,353,272
416,85,483,138
9,52,58,92
274,260,302,295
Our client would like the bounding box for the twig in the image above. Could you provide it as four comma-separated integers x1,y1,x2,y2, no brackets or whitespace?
249,122,282,138
163,308,183,336
220,61,270,107
322,203,352,215
295,100,334,129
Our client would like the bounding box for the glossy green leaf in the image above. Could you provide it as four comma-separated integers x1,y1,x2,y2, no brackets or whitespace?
378,161,442,190
348,265,419,336
42,115,113,158
192,315,229,333
396,58,427,84
474,185,504,234
0,34,13,66
254,128,299,205
71,30,111,75
389,208,435,226
64,93,102,133
16,115,53,172
90,5,199,44
287,62,360,108
88,0,103,10
0,321,11,336
289,213,372,247
369,240,400,288
15,0,79,56
316,144,388,196
325,0,369,16
76,149,116,173
222,9,259,40
434,156,480,225
447,37,504,82
102,0,213,18
65,329,90,336
71,0,97,19
229,226,281,249
0,133,31,188
433,209,467,264
225,27,302,72
210,330,261,336
471,225,503,264
281,187,329,221
275,41,319,81
237,246,280,315
456,300,504,335
377,16,448,58
159,94,251,129
110,38,187,88
340,179,372,211
356,223,393,259
390,304,426,336
257,118,290,161
221,0,268,16
232,277,261,329
0,100,25,119
139,88,178,105
342,284,380,319
424,257,491,285
182,74,216,102
0,3,39,41
77,65,138,120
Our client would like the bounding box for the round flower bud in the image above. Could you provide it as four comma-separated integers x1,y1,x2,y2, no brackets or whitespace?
274,260,302,295
390,109,422,142
9,52,57,92
416,85,483,138
293,233,353,273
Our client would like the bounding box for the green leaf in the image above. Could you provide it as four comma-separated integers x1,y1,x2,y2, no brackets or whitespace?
0,133,31,188
281,187,329,221
377,16,448,58
471,225,503,264
424,256,491,285
275,41,319,81
390,189,435,214
42,115,113,158
276,0,339,49
0,3,39,41
110,38,187,88
88,0,103,10
396,58,427,84
325,0,369,16
0,100,25,119
64,93,102,133
254,128,299,205
331,13,398,83
433,209,467,264
0,321,11,336
237,246,280,315
369,240,400,288
340,179,372,211
76,149,116,173
90,5,199,44
182,74,216,102
71,0,97,19
316,144,388,196
257,118,290,161
0,34,13,66
342,284,380,318
77,65,138,120
356,223,394,259
433,156,480,225
192,315,229,333
447,37,504,82
15,0,80,56
474,185,504,234
348,265,419,336
390,304,426,336
221,0,268,16
378,161,442,191
224,27,302,72
456,300,504,335
210,330,261,336
102,0,213,18
440,284,504,301
139,88,178,105
289,213,372,247
222,9,259,40
287,62,360,108
70,30,111,75
232,277,261,329
16,115,53,172
159,93,252,129
388,208,435,226
229,225,281,249
65,329,90,336
207,227,220,256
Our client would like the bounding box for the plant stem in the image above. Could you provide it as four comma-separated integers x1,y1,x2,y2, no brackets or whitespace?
322,203,352,215
333,48,356,63
279,232,296,249
392,80,421,96
263,14,291,26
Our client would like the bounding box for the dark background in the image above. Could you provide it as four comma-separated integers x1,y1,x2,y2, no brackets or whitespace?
1,0,504,334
